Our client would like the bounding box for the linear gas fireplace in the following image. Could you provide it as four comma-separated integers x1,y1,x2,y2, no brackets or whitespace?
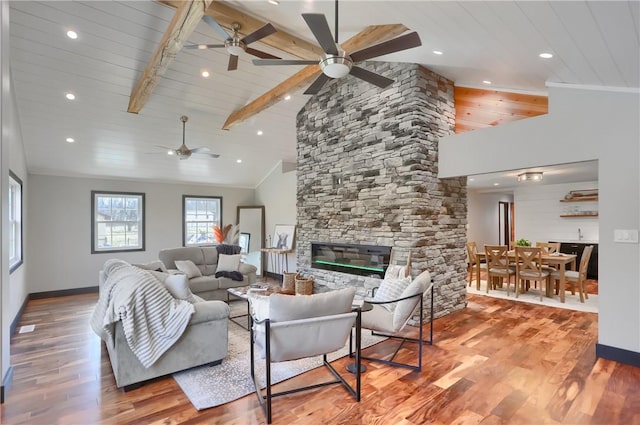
311,242,392,278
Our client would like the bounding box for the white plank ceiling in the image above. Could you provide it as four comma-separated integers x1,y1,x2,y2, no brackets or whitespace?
8,1,639,187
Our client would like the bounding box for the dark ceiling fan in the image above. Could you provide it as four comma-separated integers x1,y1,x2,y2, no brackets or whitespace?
252,0,422,94
156,115,219,160
185,16,280,71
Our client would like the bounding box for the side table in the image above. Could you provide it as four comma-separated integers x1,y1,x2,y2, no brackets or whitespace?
260,248,293,282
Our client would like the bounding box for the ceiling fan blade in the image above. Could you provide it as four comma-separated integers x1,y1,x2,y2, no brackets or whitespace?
190,147,211,153
253,59,318,66
228,55,239,71
184,43,226,50
302,14,338,55
350,32,422,62
304,73,331,95
194,152,221,159
241,23,277,46
245,47,280,60
349,66,394,89
202,15,231,40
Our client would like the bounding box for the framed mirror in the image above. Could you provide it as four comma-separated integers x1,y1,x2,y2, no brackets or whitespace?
237,206,265,276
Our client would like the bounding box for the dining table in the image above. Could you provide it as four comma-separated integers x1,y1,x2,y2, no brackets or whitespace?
475,250,577,303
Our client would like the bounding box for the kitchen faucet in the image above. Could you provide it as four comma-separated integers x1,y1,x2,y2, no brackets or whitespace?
578,228,583,241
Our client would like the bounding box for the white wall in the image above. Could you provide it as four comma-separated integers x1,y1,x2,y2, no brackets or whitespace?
255,161,297,273
514,181,599,244
439,86,640,355
467,191,513,250
26,175,254,293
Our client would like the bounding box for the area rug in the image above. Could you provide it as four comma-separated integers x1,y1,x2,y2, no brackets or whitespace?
467,280,598,313
173,310,387,410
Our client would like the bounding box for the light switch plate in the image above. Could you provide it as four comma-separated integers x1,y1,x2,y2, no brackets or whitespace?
614,229,639,243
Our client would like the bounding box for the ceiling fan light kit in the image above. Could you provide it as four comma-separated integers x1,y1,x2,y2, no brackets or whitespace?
320,51,352,78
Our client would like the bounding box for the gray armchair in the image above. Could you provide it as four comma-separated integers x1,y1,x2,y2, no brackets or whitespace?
249,288,360,424
359,269,434,371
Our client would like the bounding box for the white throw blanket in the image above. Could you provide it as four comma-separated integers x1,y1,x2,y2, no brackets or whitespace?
91,261,195,368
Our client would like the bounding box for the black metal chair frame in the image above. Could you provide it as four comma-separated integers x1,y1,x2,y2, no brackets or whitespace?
250,309,362,424
351,280,434,371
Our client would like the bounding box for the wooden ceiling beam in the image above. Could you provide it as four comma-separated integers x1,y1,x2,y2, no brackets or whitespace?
222,24,409,130
128,0,213,114
160,0,323,60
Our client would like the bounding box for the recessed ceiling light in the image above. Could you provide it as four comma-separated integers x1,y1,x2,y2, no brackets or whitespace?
201,70,210,78
197,44,208,50
468,177,474,182
284,94,291,100
483,80,492,85
65,137,75,143
257,130,263,136
493,182,500,186
433,50,443,55
539,52,553,59
236,159,242,163
66,30,78,40
268,0,280,5
65,92,75,100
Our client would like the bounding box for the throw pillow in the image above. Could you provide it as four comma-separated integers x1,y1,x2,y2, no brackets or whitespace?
373,276,412,312
174,260,202,279
384,264,408,280
216,254,241,273
163,274,198,304
392,271,431,332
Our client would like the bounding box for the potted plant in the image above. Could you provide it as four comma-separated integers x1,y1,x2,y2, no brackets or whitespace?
515,238,531,247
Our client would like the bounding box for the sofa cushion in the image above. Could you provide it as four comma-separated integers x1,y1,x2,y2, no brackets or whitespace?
175,260,202,278
189,300,230,325
133,260,168,273
216,254,241,273
188,276,221,293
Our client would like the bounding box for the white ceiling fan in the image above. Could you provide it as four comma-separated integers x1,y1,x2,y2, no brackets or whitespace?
156,115,219,160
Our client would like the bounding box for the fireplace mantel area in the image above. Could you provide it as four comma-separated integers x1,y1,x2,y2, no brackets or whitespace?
296,62,468,321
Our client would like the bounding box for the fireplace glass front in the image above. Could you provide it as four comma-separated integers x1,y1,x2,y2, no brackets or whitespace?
311,242,392,278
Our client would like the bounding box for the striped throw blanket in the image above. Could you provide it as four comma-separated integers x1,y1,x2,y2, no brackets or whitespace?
91,261,195,368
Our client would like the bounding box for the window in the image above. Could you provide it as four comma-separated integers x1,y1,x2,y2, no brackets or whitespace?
183,195,222,246
9,171,23,273
92,191,145,253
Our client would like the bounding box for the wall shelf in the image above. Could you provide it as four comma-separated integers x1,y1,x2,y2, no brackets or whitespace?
560,196,598,202
560,213,599,218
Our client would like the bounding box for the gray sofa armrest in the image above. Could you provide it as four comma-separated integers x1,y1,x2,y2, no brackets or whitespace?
190,300,230,325
239,262,257,275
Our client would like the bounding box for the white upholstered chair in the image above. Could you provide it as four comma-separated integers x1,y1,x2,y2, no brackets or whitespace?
359,270,434,371
249,288,360,424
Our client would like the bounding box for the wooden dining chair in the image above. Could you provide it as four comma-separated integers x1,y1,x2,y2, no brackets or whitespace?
551,245,593,303
536,242,562,276
466,242,486,289
515,247,550,301
484,245,515,295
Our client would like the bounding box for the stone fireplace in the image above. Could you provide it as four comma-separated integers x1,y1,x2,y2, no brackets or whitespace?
296,62,467,320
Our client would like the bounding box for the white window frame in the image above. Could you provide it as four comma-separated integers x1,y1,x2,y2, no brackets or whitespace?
183,195,222,246
92,191,145,253
9,171,23,273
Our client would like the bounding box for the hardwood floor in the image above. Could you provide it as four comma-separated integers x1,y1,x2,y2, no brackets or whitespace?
2,292,638,424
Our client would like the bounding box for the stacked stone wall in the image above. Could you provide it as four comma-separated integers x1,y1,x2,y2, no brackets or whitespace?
296,62,467,319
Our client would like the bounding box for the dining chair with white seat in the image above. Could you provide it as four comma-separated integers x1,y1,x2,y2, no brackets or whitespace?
515,247,550,301
551,245,593,303
484,245,515,295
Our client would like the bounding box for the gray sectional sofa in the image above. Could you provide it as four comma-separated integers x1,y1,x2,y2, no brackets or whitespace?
94,259,230,390
159,246,257,300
